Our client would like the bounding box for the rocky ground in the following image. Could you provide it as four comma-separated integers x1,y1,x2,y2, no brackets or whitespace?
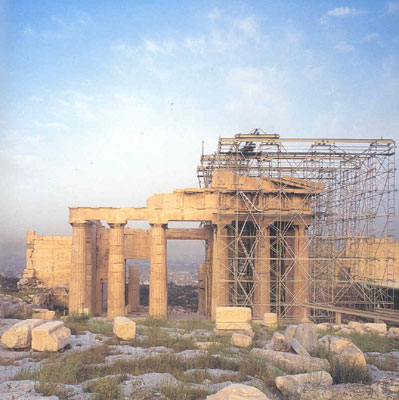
0,312,399,400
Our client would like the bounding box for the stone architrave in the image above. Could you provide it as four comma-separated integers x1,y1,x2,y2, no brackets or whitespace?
1,319,45,349
149,223,167,318
107,221,127,319
31,321,71,351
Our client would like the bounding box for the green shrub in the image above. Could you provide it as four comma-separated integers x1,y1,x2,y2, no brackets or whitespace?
84,375,124,400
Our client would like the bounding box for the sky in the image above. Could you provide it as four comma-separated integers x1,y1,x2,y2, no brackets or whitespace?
1,0,398,274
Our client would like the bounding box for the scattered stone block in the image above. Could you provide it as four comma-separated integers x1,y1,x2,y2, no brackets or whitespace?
289,338,310,356
231,333,252,348
293,323,317,352
364,323,387,334
1,319,45,349
206,383,269,399
31,321,71,351
348,321,362,330
262,313,277,329
284,325,297,341
319,335,352,353
251,349,331,373
319,335,366,368
275,371,333,396
389,327,399,334
32,308,55,320
113,316,136,340
317,322,332,332
271,331,291,352
215,306,252,332
339,343,367,368
215,322,252,330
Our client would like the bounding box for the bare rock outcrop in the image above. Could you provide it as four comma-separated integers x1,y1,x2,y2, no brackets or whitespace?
250,349,331,373
275,371,333,397
207,383,270,399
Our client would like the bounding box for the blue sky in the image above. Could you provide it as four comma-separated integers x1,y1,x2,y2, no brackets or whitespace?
1,0,398,272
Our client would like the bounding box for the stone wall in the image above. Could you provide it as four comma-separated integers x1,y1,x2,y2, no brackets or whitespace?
24,231,72,288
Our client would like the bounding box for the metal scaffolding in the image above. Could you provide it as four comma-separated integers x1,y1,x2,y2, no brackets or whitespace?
198,129,397,322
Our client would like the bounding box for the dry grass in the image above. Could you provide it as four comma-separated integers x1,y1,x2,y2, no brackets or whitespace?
367,356,397,371
84,375,125,400
158,382,210,400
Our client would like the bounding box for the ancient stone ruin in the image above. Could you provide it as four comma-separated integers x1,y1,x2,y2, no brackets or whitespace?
21,131,397,323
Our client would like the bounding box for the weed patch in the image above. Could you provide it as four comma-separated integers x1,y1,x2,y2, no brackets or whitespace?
158,382,209,400
84,375,125,400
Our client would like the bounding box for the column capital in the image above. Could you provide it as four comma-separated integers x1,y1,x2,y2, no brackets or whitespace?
69,220,88,228
107,220,127,229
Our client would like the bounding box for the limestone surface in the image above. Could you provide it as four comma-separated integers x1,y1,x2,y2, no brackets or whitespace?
1,319,45,349
206,383,269,399
251,349,331,373
31,321,71,351
289,338,310,356
293,323,317,352
271,331,291,352
275,371,333,396
215,307,251,323
32,308,55,320
318,335,366,368
230,333,252,348
262,312,277,328
363,322,387,333
113,316,136,340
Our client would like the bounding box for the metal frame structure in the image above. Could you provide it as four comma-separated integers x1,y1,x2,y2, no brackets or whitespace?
198,129,397,321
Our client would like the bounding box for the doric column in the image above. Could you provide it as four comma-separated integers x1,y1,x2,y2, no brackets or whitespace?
128,265,140,312
198,264,206,315
69,221,87,314
107,221,127,319
253,225,271,319
293,224,310,321
211,225,230,319
149,223,167,318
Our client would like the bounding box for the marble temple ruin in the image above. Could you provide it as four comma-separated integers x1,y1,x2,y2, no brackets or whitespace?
22,131,397,322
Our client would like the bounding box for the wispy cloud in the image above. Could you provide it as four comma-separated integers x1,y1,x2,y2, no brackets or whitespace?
34,121,66,129
23,25,34,37
234,16,260,40
207,8,220,20
143,39,178,54
362,33,381,42
320,7,365,24
327,7,365,17
28,96,44,103
387,1,399,14
335,42,354,52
